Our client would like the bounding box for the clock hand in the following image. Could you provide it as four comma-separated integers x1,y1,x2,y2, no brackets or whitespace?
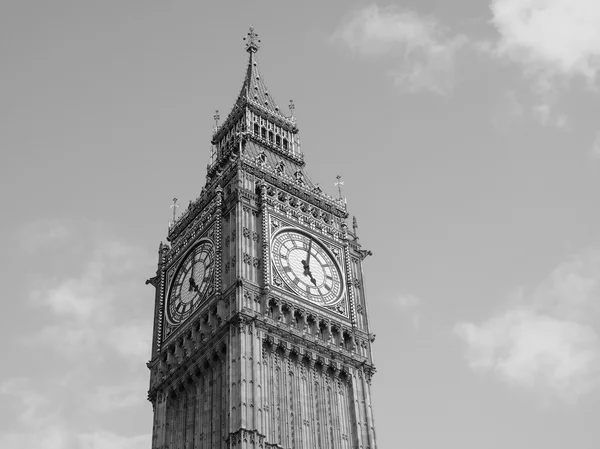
189,277,199,292
303,240,313,277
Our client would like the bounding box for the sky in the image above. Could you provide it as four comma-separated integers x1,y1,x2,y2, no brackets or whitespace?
2,0,600,448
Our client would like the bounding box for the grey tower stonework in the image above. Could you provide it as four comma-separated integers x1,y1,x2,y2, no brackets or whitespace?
146,28,378,449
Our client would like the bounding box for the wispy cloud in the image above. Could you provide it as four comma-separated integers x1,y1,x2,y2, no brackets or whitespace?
394,293,422,330
487,0,600,126
17,218,71,254
26,224,153,362
490,0,600,86
331,5,466,95
78,432,149,449
1,219,154,447
591,131,600,159
87,383,146,413
455,248,600,403
331,2,600,127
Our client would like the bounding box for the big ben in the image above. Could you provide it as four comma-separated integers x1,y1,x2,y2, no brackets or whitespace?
146,27,378,449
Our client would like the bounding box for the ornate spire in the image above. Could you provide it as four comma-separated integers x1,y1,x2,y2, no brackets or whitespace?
213,26,296,144
244,26,260,53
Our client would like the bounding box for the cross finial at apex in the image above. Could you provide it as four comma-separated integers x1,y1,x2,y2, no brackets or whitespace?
244,25,260,53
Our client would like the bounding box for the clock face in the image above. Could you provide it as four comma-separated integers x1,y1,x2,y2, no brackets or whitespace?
271,229,344,306
166,241,214,325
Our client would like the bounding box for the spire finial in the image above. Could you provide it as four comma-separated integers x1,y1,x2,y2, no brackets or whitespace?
353,216,359,241
335,175,345,201
289,100,295,118
244,26,260,53
213,110,220,130
169,197,179,228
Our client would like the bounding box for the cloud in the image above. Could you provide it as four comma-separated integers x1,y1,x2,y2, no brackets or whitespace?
532,101,568,128
331,5,466,95
25,223,153,361
0,374,150,449
591,131,600,159
0,378,48,424
0,219,154,448
490,0,600,86
395,294,422,330
486,0,600,127
17,219,71,254
455,248,600,403
0,427,71,449
106,320,152,360
78,432,150,449
87,383,145,413
396,293,421,309
0,377,71,449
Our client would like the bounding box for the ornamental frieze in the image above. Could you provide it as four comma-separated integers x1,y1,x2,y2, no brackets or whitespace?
241,163,347,219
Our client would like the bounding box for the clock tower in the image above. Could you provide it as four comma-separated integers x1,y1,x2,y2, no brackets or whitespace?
146,28,378,449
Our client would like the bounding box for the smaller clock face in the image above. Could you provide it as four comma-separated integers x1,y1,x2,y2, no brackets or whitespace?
271,229,344,306
167,241,214,325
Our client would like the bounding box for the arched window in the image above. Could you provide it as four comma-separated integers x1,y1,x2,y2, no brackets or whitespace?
268,131,274,143
283,138,288,150
261,127,266,139
276,135,281,147
253,123,259,135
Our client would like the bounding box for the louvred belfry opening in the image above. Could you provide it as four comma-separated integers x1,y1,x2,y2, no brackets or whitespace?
146,27,378,449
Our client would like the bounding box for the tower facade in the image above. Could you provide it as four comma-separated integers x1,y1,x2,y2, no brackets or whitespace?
146,28,378,449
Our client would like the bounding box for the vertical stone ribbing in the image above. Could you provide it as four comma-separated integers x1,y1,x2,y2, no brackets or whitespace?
340,222,356,328
240,319,248,430
259,183,269,293
275,352,282,446
214,186,224,299
236,199,243,311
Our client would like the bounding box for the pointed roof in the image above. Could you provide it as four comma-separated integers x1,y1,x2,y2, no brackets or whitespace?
235,51,283,117
213,27,296,143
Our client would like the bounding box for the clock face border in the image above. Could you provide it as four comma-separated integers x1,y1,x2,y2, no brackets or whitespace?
165,238,215,326
270,227,346,307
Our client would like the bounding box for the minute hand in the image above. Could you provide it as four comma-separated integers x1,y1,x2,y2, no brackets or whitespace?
302,240,312,276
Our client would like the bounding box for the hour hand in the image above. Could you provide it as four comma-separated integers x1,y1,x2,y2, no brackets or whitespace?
189,277,199,292
302,259,311,276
